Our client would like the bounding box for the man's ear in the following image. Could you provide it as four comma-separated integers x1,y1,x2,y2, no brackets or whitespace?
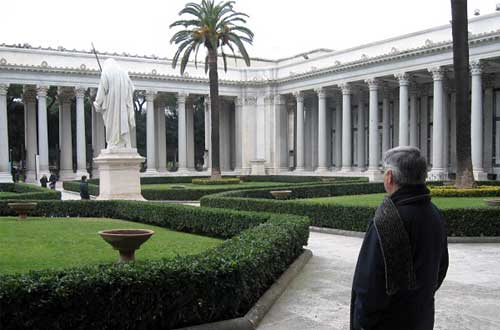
386,169,393,185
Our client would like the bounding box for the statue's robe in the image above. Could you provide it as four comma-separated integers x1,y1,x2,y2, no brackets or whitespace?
350,185,448,330
94,58,136,149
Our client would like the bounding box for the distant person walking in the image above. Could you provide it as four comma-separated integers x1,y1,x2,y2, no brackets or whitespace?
80,176,90,200
350,147,449,330
48,172,57,190
40,174,48,188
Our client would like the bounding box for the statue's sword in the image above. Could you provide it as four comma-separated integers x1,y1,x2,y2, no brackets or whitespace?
91,42,102,72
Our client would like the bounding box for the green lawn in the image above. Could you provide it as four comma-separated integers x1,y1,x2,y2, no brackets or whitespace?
141,181,294,191
0,217,222,274
300,193,491,209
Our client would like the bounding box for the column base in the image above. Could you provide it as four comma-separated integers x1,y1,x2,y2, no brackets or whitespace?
59,169,76,181
94,148,145,201
0,172,13,183
250,159,267,176
315,166,330,173
175,167,192,176
341,166,353,172
428,168,448,181
357,167,366,172
473,169,488,181
366,169,384,182
75,170,90,179
143,169,160,177
294,166,306,173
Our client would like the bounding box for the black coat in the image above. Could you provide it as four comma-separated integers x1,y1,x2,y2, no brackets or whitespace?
80,182,90,200
350,185,448,330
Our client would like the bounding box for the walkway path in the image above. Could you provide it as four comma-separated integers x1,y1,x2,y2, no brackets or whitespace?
257,232,500,330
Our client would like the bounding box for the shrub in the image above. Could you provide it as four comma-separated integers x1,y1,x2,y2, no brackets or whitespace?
0,183,61,200
192,178,241,185
0,200,309,330
63,181,100,196
429,185,500,197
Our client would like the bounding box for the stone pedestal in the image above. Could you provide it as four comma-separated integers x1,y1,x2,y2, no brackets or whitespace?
366,169,384,182
94,148,145,201
251,159,267,176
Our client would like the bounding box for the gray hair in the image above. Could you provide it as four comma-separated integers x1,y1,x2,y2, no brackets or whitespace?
382,146,427,185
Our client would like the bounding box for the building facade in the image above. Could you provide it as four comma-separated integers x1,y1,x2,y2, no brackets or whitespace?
1,12,500,182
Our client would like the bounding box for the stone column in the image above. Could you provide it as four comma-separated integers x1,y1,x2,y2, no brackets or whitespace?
294,92,305,171
393,94,400,146
58,87,74,180
156,95,167,172
396,73,409,146
449,91,457,172
274,94,288,173
366,79,380,175
23,87,38,182
145,90,158,175
409,85,419,147
316,87,328,172
177,92,188,173
483,76,494,174
0,84,11,182
429,67,446,180
75,87,88,177
340,83,352,171
382,89,391,154
420,90,429,163
186,98,195,170
470,61,487,179
442,83,450,173
233,97,244,173
91,88,105,157
204,97,212,171
335,95,342,169
36,85,50,177
357,92,366,171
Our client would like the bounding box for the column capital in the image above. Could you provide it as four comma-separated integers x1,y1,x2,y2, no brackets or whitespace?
177,92,188,103
89,87,97,99
409,82,419,97
470,60,483,75
74,86,86,98
483,73,495,89
365,78,379,91
428,67,446,81
23,86,37,102
395,72,410,85
274,94,286,105
293,91,304,103
57,87,73,104
314,87,327,99
244,95,257,106
0,83,8,96
36,85,49,98
234,96,243,107
339,82,352,95
145,90,157,102
264,93,274,105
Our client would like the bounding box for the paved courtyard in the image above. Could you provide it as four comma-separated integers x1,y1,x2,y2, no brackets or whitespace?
257,232,500,330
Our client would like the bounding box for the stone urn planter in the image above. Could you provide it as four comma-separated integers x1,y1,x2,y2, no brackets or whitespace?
98,229,154,262
485,199,500,207
7,202,38,219
270,190,293,200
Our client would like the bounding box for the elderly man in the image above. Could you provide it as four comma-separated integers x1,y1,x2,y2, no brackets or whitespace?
350,146,449,330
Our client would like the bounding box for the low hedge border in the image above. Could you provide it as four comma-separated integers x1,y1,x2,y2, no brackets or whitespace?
200,182,500,237
64,176,368,200
0,200,309,330
192,178,241,185
0,183,61,200
429,185,500,197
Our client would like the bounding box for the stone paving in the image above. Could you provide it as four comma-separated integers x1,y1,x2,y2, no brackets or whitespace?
257,232,500,330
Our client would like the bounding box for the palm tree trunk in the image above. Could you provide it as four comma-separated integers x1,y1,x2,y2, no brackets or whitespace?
208,49,222,180
451,0,475,188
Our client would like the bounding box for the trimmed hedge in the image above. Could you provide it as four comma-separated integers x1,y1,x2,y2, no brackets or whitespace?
64,176,368,200
192,178,241,185
0,200,309,330
201,182,500,237
429,185,500,197
0,183,61,200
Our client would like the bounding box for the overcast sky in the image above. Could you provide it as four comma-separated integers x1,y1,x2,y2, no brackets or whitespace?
0,0,497,60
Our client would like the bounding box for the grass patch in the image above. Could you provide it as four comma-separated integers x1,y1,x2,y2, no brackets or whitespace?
141,181,293,191
301,193,490,209
0,217,222,274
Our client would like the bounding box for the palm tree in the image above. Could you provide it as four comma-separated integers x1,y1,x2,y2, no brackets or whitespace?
450,0,475,188
170,0,254,179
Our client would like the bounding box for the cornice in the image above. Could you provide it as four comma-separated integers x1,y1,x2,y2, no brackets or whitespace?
0,30,500,88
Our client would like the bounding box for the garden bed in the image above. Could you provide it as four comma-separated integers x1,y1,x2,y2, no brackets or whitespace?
0,200,309,330
201,182,500,237
0,183,61,200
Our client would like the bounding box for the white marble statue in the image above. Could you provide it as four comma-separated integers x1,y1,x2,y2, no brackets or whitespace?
94,58,136,149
